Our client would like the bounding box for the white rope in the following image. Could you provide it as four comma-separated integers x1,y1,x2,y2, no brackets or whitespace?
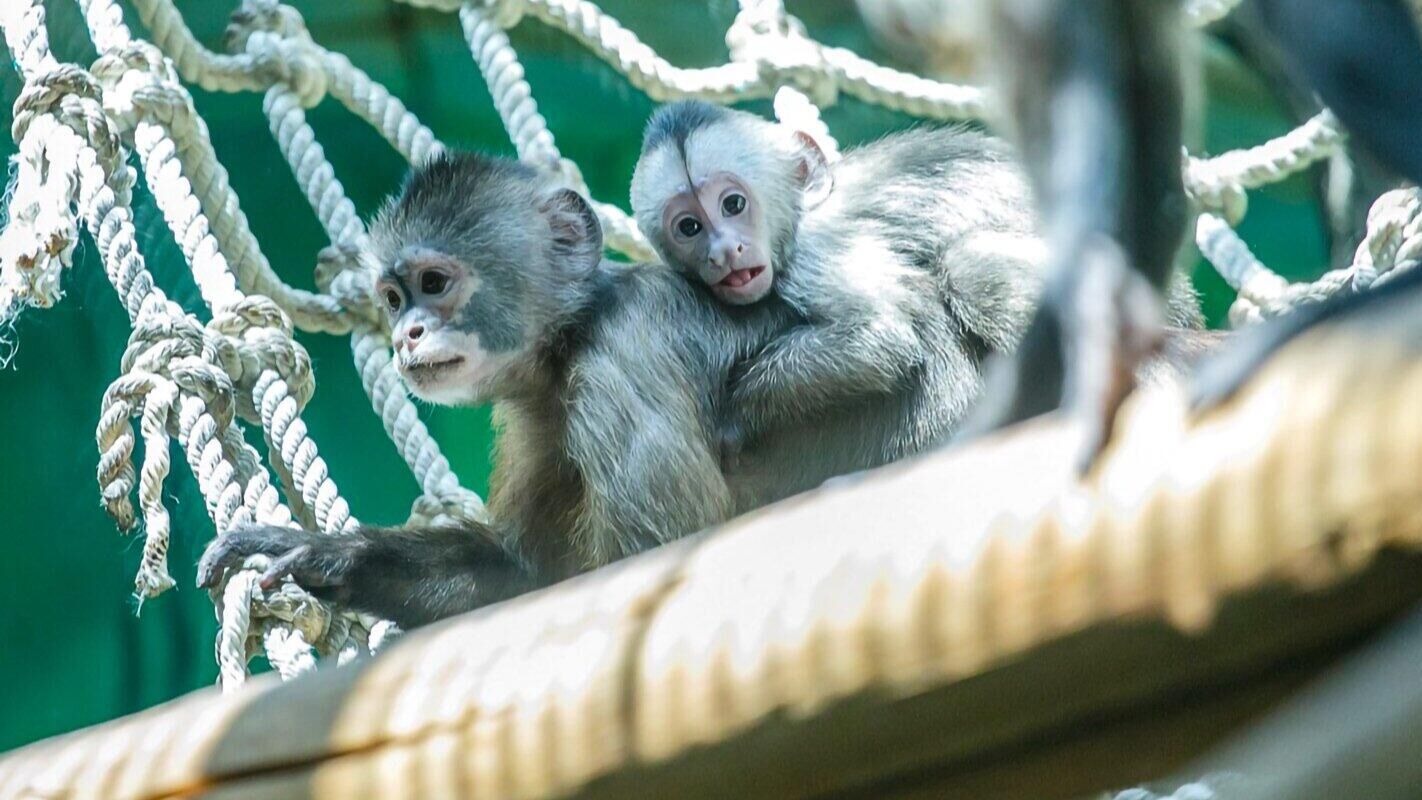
0,0,377,688
1200,187,1422,326
0,0,1413,687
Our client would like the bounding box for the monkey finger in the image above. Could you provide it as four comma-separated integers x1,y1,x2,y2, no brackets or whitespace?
258,544,314,590
1061,239,1168,475
196,538,238,589
197,526,302,588
1072,394,1125,478
1068,321,1161,476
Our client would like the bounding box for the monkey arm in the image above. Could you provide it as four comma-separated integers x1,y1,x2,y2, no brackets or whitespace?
730,312,926,438
565,347,735,560
197,523,544,629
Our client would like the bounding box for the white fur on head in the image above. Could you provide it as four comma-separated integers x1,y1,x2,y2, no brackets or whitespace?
631,110,809,266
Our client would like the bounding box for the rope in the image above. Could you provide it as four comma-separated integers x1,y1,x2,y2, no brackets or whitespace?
1200,187,1422,326
0,0,1414,687
0,0,377,688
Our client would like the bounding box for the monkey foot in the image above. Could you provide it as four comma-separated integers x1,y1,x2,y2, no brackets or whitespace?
1060,241,1167,474
956,236,1165,476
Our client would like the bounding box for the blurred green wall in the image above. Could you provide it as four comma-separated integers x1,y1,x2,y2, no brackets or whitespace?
0,0,1332,751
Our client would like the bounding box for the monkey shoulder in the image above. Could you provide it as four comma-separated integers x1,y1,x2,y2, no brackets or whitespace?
591,262,717,336
780,224,921,315
837,125,1017,190
826,128,1036,268
570,263,732,392
864,124,1008,158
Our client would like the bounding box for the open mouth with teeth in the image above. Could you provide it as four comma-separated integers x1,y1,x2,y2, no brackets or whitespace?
717,266,765,289
402,356,465,380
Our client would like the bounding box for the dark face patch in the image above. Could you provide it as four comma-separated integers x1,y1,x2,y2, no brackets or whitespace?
451,257,525,353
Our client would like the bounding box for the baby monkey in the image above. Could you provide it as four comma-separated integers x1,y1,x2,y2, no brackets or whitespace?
631,101,1204,458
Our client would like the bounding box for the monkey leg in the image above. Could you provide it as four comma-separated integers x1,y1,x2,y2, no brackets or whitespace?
965,0,1187,471
198,523,543,629
960,237,1165,470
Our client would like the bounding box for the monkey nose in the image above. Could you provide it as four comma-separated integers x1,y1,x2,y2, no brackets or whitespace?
710,242,741,269
399,324,425,352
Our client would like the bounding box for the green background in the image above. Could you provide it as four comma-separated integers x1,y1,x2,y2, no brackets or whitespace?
0,0,1333,751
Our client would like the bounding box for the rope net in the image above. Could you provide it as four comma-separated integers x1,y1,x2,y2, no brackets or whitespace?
0,0,1417,690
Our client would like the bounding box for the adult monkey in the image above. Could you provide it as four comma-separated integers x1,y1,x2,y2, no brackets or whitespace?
965,0,1422,467
200,153,774,626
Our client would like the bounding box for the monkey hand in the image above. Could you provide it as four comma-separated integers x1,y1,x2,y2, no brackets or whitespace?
197,525,363,606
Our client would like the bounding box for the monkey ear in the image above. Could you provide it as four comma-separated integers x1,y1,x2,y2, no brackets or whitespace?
792,130,834,210
540,188,604,271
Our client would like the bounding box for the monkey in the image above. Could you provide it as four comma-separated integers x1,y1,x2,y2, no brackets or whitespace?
963,0,1422,470
629,99,1207,469
197,153,764,626
200,149,967,627
197,114,1215,630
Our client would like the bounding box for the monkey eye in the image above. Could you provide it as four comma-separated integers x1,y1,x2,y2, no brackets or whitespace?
675,216,703,238
420,270,450,295
380,285,403,314
721,193,746,217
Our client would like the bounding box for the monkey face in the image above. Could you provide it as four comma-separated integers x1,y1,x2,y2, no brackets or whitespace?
368,152,607,408
631,102,835,306
375,245,521,406
658,171,775,305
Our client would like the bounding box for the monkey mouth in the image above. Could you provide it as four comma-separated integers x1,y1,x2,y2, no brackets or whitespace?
717,266,765,289
401,356,466,380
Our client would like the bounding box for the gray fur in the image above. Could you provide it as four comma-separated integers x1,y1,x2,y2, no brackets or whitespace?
201,152,797,622
200,128,1209,626
451,262,526,352
643,100,730,158
634,102,1204,488
370,154,601,365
